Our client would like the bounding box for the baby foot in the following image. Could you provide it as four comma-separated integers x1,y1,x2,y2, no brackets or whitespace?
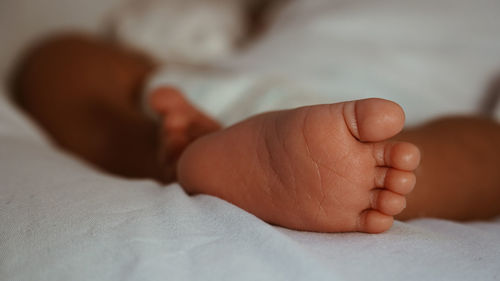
148,87,221,182
176,98,420,233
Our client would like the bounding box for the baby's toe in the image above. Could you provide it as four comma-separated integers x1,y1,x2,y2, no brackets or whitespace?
373,141,420,171
375,167,416,195
371,189,406,216
386,169,416,194
343,98,405,142
149,86,187,115
357,209,394,234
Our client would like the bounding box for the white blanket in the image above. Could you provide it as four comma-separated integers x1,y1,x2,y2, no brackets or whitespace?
1,0,500,280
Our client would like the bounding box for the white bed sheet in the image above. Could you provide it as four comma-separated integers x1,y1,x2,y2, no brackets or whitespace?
1,93,499,281
1,0,500,280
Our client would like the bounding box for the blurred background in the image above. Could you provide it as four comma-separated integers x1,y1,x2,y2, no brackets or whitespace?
0,0,121,80
1,0,499,123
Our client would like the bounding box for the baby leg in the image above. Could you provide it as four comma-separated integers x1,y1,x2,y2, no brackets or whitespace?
396,117,500,221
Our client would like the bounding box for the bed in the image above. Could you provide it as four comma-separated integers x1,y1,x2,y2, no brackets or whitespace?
1,0,500,280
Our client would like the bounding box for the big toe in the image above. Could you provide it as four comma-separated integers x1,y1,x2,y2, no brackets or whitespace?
343,98,405,142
